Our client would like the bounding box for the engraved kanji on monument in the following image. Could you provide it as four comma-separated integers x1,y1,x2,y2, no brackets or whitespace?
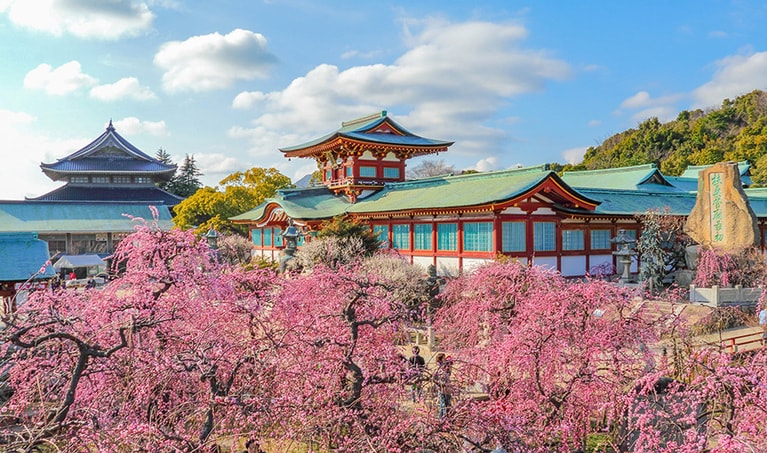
684,162,760,251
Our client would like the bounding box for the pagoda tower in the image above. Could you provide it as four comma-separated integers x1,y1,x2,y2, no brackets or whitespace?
280,111,453,202
32,121,183,206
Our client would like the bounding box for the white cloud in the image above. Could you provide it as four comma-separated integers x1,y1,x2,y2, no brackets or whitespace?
232,91,266,109
616,90,682,123
113,117,168,136
692,51,767,109
154,29,277,93
474,156,499,172
194,153,243,179
620,91,653,109
3,0,154,39
90,77,157,101
23,61,98,95
562,146,588,164
231,20,570,170
0,109,84,200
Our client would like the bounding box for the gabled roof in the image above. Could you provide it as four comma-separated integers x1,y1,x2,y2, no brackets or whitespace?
562,164,679,192
27,185,184,206
671,160,753,189
231,165,600,223
280,111,453,158
40,121,176,181
0,202,173,234
348,165,598,215
230,187,351,224
0,232,55,281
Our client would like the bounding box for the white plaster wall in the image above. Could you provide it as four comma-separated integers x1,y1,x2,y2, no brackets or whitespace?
561,255,586,277
436,257,460,277
462,258,493,274
588,254,614,274
532,256,558,271
412,256,434,270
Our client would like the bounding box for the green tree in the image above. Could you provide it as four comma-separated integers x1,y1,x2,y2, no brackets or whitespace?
315,215,381,255
172,167,292,235
166,154,203,198
155,148,175,192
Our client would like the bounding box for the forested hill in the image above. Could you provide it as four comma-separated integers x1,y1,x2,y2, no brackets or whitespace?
565,89,767,185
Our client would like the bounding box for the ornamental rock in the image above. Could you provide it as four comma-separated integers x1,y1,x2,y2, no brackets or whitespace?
684,161,760,251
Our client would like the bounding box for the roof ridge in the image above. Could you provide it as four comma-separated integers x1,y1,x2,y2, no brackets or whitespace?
341,111,387,128
563,163,657,176
387,165,550,189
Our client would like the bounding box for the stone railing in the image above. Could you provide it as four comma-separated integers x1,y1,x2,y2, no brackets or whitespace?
689,284,762,307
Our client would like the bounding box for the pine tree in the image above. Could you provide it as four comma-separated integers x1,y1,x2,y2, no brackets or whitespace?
155,148,175,192
167,154,203,198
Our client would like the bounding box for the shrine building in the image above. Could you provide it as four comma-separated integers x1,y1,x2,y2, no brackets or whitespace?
0,121,177,260
231,111,767,277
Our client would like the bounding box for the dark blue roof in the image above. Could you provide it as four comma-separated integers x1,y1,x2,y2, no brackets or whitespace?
41,121,176,180
28,185,184,206
0,232,55,281
41,157,175,174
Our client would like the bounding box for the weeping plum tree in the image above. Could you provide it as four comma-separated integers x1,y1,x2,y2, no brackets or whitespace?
6,215,767,452
434,261,660,452
0,210,282,451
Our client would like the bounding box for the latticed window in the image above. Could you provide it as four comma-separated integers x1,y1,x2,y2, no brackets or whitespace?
392,224,410,250
373,225,389,246
590,230,612,249
414,223,432,250
274,227,283,247
501,221,526,252
263,227,273,247
383,167,400,179
463,222,493,252
251,228,263,246
437,223,458,251
562,229,584,250
360,166,377,177
92,176,110,184
70,176,88,183
113,176,131,184
134,176,152,184
533,222,556,251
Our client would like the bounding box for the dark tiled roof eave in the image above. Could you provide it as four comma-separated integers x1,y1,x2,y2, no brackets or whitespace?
27,185,184,206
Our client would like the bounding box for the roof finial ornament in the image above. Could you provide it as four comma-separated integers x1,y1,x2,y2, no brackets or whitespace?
107,119,115,131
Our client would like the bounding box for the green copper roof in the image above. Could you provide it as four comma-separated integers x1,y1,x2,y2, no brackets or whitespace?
562,164,678,191
349,165,569,213
280,111,453,153
232,165,599,222
0,232,56,281
230,187,351,222
0,202,173,233
680,161,750,178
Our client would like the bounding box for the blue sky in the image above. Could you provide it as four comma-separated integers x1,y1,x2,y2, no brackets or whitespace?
2,1,767,199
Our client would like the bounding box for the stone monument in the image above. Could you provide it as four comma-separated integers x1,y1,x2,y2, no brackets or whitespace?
684,161,760,251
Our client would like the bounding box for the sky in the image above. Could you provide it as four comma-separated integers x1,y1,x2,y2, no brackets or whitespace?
3,1,767,200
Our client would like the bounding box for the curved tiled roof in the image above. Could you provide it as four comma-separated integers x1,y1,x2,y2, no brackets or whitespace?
41,121,176,181
562,164,678,191
280,111,453,157
231,166,600,223
27,185,184,206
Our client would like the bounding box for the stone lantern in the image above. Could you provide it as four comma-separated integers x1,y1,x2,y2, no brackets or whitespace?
279,218,302,273
612,229,637,283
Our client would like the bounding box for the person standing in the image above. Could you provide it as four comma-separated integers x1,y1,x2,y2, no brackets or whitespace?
408,345,425,402
434,352,453,419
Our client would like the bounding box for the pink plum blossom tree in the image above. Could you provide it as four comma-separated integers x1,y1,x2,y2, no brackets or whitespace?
433,261,659,452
